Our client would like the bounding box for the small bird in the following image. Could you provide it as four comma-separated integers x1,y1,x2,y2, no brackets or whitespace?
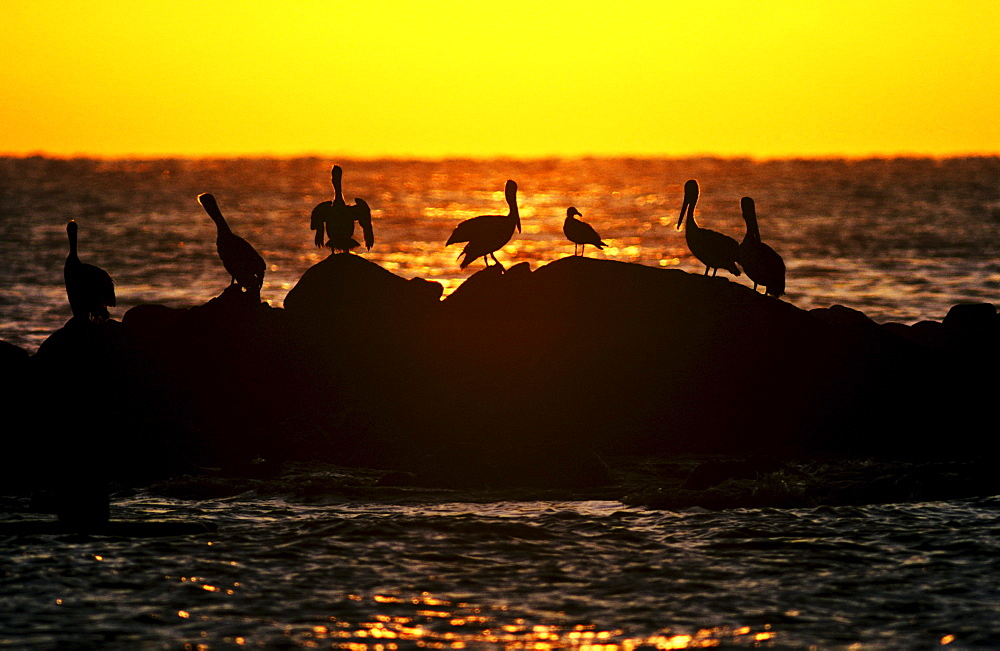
310,165,374,253
677,180,741,277
446,180,520,269
563,207,607,256
198,193,266,298
64,220,116,322
738,197,785,297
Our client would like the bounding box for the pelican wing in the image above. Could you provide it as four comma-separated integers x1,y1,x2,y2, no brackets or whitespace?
220,234,266,291
311,201,333,247
447,214,502,246
689,228,741,276
353,199,374,251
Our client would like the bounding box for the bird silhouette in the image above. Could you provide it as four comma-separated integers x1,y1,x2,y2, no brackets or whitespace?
64,220,116,322
198,193,266,299
310,165,374,253
446,180,520,269
677,180,741,277
738,197,785,297
563,207,607,256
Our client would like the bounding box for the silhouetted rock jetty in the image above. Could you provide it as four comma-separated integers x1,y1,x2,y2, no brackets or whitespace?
5,256,998,504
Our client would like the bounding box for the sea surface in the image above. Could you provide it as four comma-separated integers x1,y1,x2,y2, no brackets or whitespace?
2,156,1000,648
3,156,1000,350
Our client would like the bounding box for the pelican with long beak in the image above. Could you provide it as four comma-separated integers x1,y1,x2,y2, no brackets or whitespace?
677,180,741,277
446,180,520,269
738,197,785,297
198,193,266,298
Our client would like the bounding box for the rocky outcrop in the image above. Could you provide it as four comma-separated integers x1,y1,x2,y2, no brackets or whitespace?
10,255,998,493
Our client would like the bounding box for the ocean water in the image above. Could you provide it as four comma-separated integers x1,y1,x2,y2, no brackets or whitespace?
3,493,1000,648
2,156,1000,648
2,156,1000,350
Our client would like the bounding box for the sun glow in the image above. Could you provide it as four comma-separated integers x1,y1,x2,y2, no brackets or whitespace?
2,1,999,158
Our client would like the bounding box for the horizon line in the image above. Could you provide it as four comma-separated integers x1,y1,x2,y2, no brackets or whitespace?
3,149,1000,163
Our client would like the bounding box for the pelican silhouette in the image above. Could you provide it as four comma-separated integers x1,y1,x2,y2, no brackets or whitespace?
326,197,374,253
677,180,741,277
310,165,374,252
563,207,606,256
738,197,785,297
64,220,116,322
446,180,520,269
198,193,266,298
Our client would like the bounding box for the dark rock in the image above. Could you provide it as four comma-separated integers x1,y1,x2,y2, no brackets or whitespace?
943,302,997,332
810,304,876,328
682,458,784,490
284,252,441,324
14,255,1000,498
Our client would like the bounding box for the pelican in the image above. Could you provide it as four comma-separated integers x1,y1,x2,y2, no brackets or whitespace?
310,165,374,252
677,180,741,277
563,207,606,256
446,180,520,269
198,193,266,298
64,220,116,322
738,197,785,297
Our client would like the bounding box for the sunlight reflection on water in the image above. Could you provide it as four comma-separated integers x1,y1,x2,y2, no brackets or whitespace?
2,156,1000,350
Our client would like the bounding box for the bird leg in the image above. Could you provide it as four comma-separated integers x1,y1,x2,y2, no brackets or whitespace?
703,266,710,276
490,252,502,266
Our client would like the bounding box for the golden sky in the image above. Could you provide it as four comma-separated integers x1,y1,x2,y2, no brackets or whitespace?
3,0,998,158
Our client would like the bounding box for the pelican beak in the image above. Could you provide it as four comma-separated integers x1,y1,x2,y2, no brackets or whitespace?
516,214,522,233
677,198,689,230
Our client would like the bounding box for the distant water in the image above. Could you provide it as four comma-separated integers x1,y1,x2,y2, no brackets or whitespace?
2,156,1000,350
3,157,1000,648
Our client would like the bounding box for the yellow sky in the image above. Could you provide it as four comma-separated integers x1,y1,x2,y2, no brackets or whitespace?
2,0,998,158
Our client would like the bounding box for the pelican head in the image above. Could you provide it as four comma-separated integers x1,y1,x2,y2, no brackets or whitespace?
67,219,78,238
331,165,342,183
741,196,756,216
505,180,520,233
567,207,582,219
198,192,219,211
678,179,699,230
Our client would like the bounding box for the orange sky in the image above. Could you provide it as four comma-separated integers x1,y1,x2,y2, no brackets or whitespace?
2,1,999,158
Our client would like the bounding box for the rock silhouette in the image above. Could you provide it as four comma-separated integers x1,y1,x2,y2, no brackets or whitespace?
9,256,999,494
